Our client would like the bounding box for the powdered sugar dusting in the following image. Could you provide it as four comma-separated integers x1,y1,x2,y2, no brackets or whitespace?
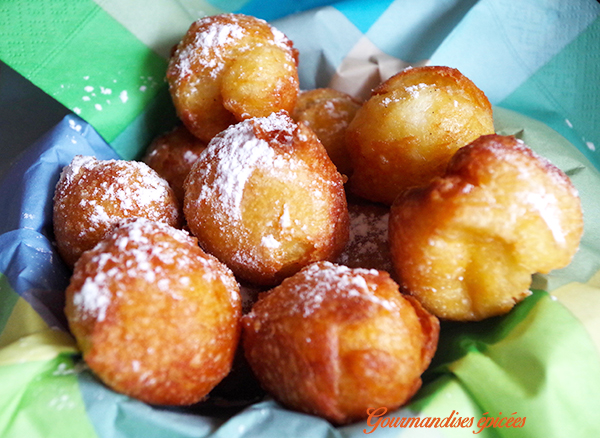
169,14,294,85
523,191,566,245
380,96,399,107
75,263,112,322
55,156,179,234
270,25,293,52
253,110,297,140
261,235,281,249
183,149,200,164
201,126,275,218
268,262,396,319
251,262,398,318
195,112,298,221
57,155,96,187
70,218,239,321
172,16,246,81
280,204,291,228
404,83,429,97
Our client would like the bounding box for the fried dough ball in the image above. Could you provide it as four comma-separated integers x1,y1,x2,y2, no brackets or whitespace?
65,218,241,405
292,88,362,177
142,124,207,203
346,66,495,205
167,13,300,143
389,135,584,321
184,111,349,286
53,156,181,267
242,261,439,424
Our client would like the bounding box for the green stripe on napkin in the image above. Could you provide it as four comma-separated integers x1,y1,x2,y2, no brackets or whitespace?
421,291,600,438
0,0,168,158
0,353,96,438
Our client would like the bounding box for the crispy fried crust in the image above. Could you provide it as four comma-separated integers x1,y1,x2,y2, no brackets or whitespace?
167,13,299,143
346,66,494,205
53,156,181,267
184,111,349,286
389,134,584,321
143,124,207,203
65,218,241,405
292,88,362,177
242,261,439,424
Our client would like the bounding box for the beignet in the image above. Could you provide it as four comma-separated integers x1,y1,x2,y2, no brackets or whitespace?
389,134,584,321
346,66,494,204
143,124,207,204
53,156,180,267
242,261,439,424
167,13,299,143
184,111,349,286
292,88,362,177
65,218,241,405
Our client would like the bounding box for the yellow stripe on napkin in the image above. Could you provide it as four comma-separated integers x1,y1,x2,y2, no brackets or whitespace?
0,297,77,365
552,271,600,353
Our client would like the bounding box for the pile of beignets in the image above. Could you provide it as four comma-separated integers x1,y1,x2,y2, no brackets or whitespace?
53,13,583,425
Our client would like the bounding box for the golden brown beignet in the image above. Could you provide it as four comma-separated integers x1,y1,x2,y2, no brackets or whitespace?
292,88,362,177
142,124,207,204
53,156,181,267
389,134,584,321
242,261,439,424
184,111,349,286
65,218,241,405
346,66,494,205
167,13,299,143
